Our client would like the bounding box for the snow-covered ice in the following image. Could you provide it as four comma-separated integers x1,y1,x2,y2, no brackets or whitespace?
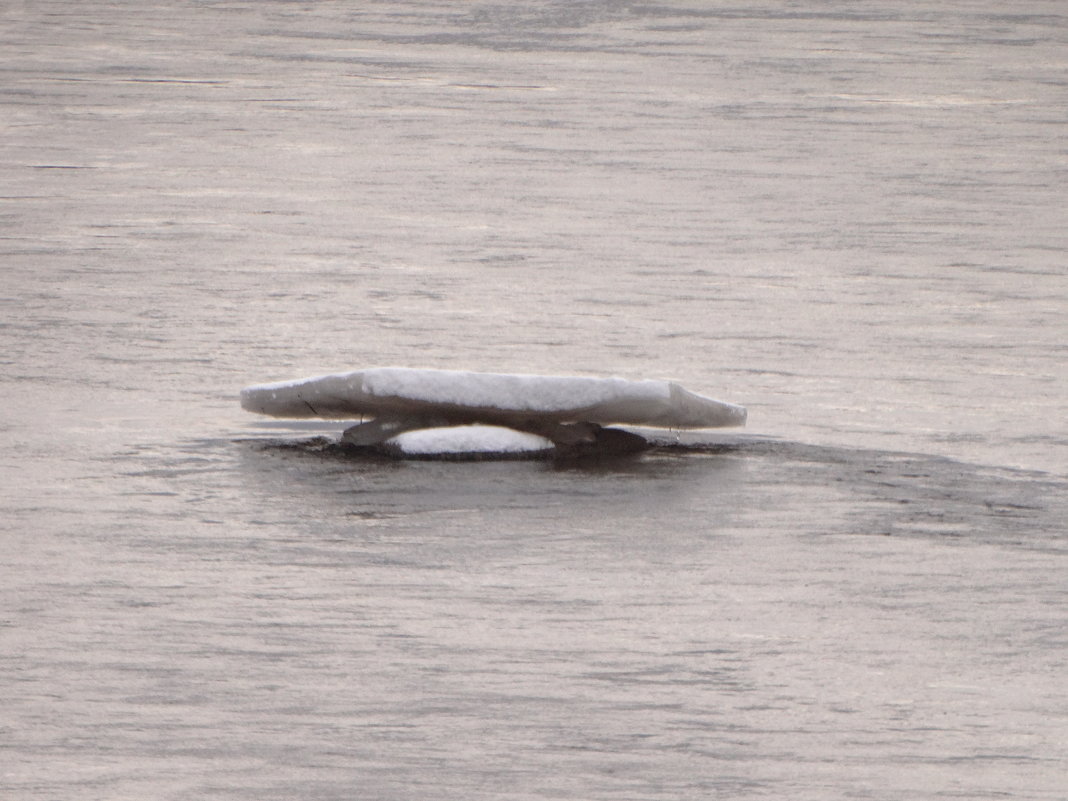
241,367,747,430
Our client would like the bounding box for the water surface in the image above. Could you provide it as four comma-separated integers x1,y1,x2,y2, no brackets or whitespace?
2,2,1066,799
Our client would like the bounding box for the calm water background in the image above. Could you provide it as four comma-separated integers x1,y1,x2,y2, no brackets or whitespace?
2,2,1067,799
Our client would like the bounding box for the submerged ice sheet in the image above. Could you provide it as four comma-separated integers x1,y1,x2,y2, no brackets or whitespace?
387,425,553,455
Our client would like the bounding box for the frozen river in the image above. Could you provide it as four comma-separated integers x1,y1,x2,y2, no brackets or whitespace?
2,2,1067,799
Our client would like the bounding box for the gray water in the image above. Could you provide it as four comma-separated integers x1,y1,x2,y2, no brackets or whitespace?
2,2,1067,799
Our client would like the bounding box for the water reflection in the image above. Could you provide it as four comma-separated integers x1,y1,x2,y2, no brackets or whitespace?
234,433,1068,552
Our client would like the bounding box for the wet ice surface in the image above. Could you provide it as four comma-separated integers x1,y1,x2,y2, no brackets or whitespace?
3,1,1068,799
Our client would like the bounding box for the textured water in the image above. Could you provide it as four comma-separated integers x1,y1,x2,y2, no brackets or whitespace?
2,2,1067,799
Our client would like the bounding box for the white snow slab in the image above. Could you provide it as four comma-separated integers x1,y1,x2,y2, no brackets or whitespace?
388,425,553,455
240,367,747,429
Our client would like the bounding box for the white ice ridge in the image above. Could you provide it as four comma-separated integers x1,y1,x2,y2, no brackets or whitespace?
240,367,747,430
